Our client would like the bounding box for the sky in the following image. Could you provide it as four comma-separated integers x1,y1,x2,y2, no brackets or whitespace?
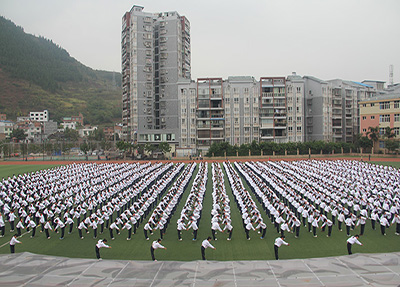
1,0,400,84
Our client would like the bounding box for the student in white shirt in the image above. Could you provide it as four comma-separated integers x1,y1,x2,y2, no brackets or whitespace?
10,234,22,254
274,236,289,260
346,234,362,255
151,238,166,261
201,236,216,260
95,239,111,260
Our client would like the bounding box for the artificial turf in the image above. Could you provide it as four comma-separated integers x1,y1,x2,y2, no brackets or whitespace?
0,161,399,261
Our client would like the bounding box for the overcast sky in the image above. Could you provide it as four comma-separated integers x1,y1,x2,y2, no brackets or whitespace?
1,0,399,84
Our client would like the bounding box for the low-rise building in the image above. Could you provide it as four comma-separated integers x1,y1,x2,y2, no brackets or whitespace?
29,110,49,122
359,93,400,149
0,120,13,140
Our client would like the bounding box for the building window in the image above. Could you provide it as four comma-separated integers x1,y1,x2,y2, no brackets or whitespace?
394,127,400,136
371,103,375,107
380,102,390,109
395,101,400,109
362,104,367,107
371,116,375,120
395,114,400,122
362,116,366,120
362,128,367,132
297,126,302,132
379,114,390,123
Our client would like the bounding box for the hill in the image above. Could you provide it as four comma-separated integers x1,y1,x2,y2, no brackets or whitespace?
0,16,122,125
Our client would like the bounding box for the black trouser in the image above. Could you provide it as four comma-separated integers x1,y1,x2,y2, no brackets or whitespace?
245,229,250,239
338,221,342,230
177,229,181,240
346,225,351,236
95,246,101,259
151,246,156,261
371,220,376,230
212,229,216,240
10,221,14,231
347,242,352,255
360,224,365,236
261,228,266,239
10,244,15,254
93,228,97,238
396,223,400,234
78,229,83,238
201,246,206,260
31,227,36,237
60,227,65,239
45,229,50,238
0,226,4,236
295,226,300,237
313,226,317,236
380,225,386,235
110,229,114,239
274,244,279,260
327,226,332,237
69,224,73,234
144,229,148,239
127,229,132,239
16,228,21,236
193,230,197,240
228,229,233,239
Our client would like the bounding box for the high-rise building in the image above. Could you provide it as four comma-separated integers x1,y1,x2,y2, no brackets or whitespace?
121,6,191,145
259,77,287,142
286,73,305,142
196,78,225,152
304,76,333,142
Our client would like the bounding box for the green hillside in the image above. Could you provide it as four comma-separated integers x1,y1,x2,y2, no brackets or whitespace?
0,16,121,125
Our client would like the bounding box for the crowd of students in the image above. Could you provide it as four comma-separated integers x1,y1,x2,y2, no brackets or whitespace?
1,159,399,260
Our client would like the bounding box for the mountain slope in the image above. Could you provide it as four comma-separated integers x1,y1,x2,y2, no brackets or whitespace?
0,16,122,125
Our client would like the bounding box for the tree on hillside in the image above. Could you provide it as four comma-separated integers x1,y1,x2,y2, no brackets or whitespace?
64,128,79,142
10,128,27,142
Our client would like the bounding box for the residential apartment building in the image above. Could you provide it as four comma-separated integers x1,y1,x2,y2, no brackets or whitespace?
259,77,287,142
286,73,305,142
224,76,259,146
63,113,84,126
0,120,13,140
303,76,332,142
359,93,400,147
121,5,191,147
178,79,197,153
196,78,224,152
29,110,48,122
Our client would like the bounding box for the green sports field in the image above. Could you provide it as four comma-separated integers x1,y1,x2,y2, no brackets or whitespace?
0,160,399,261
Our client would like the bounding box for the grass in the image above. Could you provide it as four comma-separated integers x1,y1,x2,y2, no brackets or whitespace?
0,164,62,180
0,161,399,261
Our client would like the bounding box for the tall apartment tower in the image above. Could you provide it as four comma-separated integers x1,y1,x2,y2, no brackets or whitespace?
224,76,259,145
259,77,287,142
286,73,305,142
196,78,225,152
121,5,191,144
303,76,333,142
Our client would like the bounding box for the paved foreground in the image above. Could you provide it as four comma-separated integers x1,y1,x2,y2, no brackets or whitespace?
0,252,399,286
